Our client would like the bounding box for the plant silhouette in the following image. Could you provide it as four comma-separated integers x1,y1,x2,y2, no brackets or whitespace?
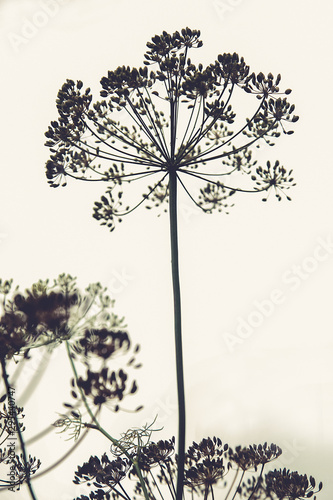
0,27,323,500
44,26,299,500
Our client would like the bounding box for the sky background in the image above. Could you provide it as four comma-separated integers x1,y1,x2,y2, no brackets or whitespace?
1,0,333,498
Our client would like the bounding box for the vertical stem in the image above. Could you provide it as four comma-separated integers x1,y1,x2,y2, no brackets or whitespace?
1,358,38,500
224,467,239,500
247,463,264,500
230,469,245,500
169,170,186,500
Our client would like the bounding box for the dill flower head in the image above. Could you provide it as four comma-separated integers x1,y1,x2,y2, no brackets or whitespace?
74,328,131,359
228,442,282,472
45,27,299,231
0,274,138,362
265,468,323,500
184,437,228,489
74,453,131,489
136,437,175,471
0,276,77,359
76,366,137,406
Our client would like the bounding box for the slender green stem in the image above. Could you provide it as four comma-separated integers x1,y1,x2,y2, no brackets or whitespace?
18,349,51,406
65,341,150,500
247,463,265,500
0,358,38,500
224,467,239,500
158,463,176,500
168,170,186,500
231,469,245,500
149,469,164,500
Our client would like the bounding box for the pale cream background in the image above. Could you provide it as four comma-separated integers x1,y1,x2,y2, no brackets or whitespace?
1,0,333,498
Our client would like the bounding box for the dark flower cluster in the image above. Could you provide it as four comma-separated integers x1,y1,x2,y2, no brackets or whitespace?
134,437,175,472
228,445,257,472
265,468,323,500
0,282,77,359
73,437,306,500
251,161,295,201
144,28,203,64
10,453,41,489
198,181,235,213
0,445,41,492
0,275,142,441
244,72,286,99
0,275,137,363
45,27,299,232
74,437,175,500
74,438,306,500
74,328,131,360
75,493,110,500
227,443,283,499
248,443,283,466
184,437,228,492
74,453,131,500
45,79,92,148
11,291,74,332
76,367,137,407
0,401,25,442
229,442,282,471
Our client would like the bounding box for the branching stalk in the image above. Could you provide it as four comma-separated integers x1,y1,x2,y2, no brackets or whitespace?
65,341,150,500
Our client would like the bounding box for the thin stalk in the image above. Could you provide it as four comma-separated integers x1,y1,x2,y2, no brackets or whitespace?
204,485,209,500
0,358,38,500
17,349,51,407
177,94,199,154
87,112,164,165
184,109,275,166
176,173,208,213
137,86,170,159
231,469,245,500
168,170,186,500
148,469,164,500
224,467,239,500
160,463,176,500
27,424,91,480
177,168,267,194
113,172,169,217
143,87,170,159
65,341,150,500
118,482,133,500
247,463,265,500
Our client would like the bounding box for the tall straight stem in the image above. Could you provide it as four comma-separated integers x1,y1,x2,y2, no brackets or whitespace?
1,358,38,500
168,169,186,500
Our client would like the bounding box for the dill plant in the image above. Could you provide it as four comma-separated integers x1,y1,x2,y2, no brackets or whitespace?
0,27,324,500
